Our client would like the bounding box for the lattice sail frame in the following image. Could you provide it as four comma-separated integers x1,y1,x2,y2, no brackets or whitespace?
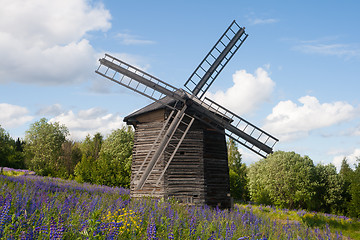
184,20,248,99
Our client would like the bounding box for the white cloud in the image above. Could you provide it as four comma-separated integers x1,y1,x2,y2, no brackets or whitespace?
36,104,64,116
49,107,125,140
0,103,33,128
206,67,275,115
263,96,357,141
294,43,360,58
0,0,111,85
333,148,360,171
249,18,278,25
116,33,155,45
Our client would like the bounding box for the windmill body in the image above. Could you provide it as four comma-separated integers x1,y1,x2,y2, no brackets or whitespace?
95,21,278,208
124,92,231,207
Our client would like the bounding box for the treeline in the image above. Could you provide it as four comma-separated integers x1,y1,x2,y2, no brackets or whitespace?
0,118,133,187
219,140,359,219
247,151,360,218
1,118,360,218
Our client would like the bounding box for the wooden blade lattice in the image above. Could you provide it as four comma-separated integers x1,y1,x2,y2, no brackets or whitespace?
184,20,248,99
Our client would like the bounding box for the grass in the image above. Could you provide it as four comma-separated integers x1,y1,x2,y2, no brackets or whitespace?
0,172,359,239
0,167,35,177
248,204,360,239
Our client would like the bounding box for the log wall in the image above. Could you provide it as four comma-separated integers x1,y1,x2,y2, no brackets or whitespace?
130,109,166,198
203,128,231,208
129,108,230,208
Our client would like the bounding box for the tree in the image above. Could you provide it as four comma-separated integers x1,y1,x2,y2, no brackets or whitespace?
74,155,97,183
248,151,317,209
24,118,68,176
0,126,25,169
313,164,343,213
227,139,249,201
339,158,354,214
80,132,103,160
0,126,13,167
74,133,104,183
96,126,134,187
348,158,360,218
74,127,134,188
59,141,82,178
247,157,272,206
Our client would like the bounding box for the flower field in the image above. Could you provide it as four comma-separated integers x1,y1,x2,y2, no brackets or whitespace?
0,174,358,239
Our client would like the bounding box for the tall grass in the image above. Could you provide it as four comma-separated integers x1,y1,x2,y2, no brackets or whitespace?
0,174,356,239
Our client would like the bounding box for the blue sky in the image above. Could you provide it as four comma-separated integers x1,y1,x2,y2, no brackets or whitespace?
1,0,360,168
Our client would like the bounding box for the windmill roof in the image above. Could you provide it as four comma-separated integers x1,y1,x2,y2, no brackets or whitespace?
123,96,174,122
123,89,187,122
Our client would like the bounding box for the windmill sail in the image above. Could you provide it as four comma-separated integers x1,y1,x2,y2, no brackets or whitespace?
96,54,184,106
190,97,278,158
184,20,248,99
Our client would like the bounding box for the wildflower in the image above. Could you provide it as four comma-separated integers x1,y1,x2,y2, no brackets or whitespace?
0,194,12,235
147,221,157,239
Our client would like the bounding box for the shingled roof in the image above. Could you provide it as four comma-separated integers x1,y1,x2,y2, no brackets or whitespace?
123,88,192,123
123,95,176,123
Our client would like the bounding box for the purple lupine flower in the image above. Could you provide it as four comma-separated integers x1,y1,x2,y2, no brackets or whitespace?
26,226,34,240
147,221,157,240
168,232,174,240
55,222,64,240
189,216,196,236
0,194,12,235
49,217,57,240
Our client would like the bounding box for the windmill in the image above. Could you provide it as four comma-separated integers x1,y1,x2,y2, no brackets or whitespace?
95,20,278,208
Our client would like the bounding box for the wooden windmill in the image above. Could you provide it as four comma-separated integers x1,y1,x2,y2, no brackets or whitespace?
95,21,278,208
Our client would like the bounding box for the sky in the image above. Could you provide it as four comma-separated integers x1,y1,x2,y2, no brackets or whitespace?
1,0,360,169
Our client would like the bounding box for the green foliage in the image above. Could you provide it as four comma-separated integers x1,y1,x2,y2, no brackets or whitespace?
0,126,13,166
340,158,353,201
74,127,134,188
0,126,25,169
80,132,103,160
96,126,133,188
74,133,104,183
227,139,249,201
337,158,360,218
74,154,97,183
58,141,82,179
348,159,360,218
247,158,272,206
313,163,343,214
248,151,317,209
24,118,69,176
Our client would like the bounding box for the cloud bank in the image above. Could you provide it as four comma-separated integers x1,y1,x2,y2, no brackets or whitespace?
263,96,357,141
0,102,125,141
206,67,275,116
50,107,125,140
0,103,33,129
0,0,111,85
